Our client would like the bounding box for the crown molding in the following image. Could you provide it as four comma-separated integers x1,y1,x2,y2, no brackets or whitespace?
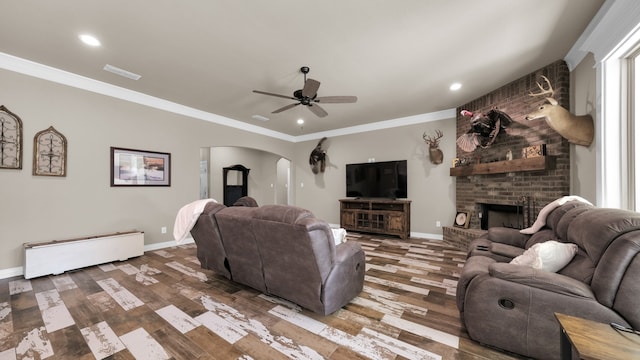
565,0,640,70
0,52,454,143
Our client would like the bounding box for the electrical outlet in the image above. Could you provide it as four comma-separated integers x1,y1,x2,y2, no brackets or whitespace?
161,227,167,234
436,221,441,227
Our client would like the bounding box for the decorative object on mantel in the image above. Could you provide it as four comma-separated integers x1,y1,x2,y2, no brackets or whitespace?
525,75,594,146
33,126,67,176
456,108,514,152
0,105,22,169
453,211,470,228
522,144,547,158
309,137,327,174
422,129,444,164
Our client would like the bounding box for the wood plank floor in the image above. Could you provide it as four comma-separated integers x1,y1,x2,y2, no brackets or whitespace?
0,233,527,360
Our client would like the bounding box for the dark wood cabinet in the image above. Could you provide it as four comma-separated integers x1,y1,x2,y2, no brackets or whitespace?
339,199,411,239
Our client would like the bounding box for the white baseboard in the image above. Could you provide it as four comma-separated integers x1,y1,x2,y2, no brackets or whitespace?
0,237,195,280
0,266,24,280
144,237,194,251
411,232,443,240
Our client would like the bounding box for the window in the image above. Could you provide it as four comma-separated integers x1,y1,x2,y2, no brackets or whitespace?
579,1,640,210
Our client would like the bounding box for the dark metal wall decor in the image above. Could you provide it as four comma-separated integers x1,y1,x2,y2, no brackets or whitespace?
0,105,23,169
33,126,67,176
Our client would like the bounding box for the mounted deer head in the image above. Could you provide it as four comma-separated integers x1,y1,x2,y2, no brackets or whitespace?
524,75,594,146
423,129,444,164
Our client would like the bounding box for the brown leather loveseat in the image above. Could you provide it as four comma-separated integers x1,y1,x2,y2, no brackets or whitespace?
190,200,365,315
456,200,640,359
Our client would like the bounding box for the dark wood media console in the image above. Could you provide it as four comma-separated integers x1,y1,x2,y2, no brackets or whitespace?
339,198,411,239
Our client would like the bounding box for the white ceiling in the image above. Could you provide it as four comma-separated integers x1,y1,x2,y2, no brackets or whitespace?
0,1,604,138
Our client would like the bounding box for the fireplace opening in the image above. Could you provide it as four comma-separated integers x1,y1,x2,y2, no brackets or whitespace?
480,203,526,230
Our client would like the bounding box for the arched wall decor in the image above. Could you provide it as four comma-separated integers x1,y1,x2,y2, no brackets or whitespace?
0,105,23,169
33,126,67,176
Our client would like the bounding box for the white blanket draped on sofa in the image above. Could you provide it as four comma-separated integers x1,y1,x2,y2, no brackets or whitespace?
173,199,217,244
520,195,592,234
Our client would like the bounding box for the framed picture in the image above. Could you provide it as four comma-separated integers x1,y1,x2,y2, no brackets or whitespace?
110,147,171,186
453,211,470,228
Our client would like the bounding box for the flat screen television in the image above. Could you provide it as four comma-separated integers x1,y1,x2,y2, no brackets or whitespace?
346,160,407,199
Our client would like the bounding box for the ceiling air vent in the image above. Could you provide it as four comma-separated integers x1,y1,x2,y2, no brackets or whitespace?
251,115,270,121
103,64,141,80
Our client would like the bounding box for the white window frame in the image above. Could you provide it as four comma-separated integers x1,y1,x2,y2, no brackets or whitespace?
567,0,640,209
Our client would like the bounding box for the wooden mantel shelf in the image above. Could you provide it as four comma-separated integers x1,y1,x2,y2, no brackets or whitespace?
449,156,555,176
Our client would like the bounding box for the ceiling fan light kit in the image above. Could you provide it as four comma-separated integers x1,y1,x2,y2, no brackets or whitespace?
253,66,357,118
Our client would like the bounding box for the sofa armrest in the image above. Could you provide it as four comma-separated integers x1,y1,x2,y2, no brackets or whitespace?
489,263,594,298
335,240,362,263
489,243,525,259
322,241,365,315
487,227,530,248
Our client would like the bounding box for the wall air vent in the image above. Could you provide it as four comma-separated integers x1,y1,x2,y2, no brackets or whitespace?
103,64,141,80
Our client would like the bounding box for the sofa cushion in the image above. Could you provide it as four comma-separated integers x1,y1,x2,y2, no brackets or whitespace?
553,204,593,241
510,241,578,273
253,204,314,224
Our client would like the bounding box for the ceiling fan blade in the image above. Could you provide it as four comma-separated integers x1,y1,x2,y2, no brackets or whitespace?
307,103,328,117
271,103,300,114
302,78,321,98
253,90,296,101
314,96,358,103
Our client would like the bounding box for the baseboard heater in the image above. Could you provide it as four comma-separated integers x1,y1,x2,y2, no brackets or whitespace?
23,230,144,279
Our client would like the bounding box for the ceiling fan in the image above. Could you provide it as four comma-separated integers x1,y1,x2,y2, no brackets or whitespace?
253,66,357,118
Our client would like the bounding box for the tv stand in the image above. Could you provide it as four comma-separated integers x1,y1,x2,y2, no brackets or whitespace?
339,198,411,239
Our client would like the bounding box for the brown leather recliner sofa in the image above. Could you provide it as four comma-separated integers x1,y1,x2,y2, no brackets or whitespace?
190,200,365,315
456,200,640,359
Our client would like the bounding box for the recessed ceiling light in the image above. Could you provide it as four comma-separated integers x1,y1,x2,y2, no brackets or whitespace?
79,34,101,47
297,119,304,125
449,82,462,91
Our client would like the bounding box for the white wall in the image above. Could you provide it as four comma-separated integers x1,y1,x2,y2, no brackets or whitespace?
291,119,457,236
570,53,598,203
209,147,283,206
0,51,599,274
0,69,293,271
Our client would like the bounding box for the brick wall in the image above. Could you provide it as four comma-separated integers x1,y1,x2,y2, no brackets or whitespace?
454,60,570,229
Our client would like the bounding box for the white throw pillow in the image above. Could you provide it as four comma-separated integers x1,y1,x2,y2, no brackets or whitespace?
510,240,578,272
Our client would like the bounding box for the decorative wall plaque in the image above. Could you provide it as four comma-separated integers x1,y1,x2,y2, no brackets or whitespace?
0,105,23,169
522,144,547,159
33,126,67,176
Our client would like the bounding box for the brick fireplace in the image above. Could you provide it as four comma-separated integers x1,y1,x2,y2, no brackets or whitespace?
444,60,570,248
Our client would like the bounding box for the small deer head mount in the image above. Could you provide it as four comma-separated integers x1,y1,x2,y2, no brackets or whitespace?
525,75,594,146
423,129,444,165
